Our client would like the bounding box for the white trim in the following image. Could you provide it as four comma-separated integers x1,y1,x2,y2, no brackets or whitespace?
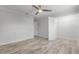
37,34,48,38
0,36,34,46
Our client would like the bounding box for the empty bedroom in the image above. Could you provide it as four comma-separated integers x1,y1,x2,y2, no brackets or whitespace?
0,5,79,54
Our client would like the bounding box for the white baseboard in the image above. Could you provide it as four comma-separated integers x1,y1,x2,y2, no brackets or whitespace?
0,36,34,46
57,36,78,40
37,34,48,38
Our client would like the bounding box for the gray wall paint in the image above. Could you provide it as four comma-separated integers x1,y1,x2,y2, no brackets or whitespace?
35,17,48,38
34,20,39,36
49,13,79,40
56,14,79,40
0,9,34,45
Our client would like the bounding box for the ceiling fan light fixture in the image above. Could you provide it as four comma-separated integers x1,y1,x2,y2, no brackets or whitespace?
39,9,43,13
32,5,52,15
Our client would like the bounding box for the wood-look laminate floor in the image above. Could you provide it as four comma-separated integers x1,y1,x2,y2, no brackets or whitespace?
0,36,79,54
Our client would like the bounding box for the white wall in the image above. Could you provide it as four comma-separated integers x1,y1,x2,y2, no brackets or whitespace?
35,17,48,38
0,8,34,45
56,14,79,40
49,13,79,40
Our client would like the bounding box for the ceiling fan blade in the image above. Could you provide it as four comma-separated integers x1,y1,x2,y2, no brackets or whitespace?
38,5,41,8
35,12,39,15
43,9,52,12
32,5,39,9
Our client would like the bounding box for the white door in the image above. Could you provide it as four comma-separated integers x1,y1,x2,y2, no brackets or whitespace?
49,17,57,40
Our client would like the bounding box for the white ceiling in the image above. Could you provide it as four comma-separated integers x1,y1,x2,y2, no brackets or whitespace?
0,5,79,18
35,5,79,18
0,5,33,15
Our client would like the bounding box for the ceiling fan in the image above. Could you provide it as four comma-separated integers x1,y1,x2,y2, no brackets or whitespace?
32,5,52,15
